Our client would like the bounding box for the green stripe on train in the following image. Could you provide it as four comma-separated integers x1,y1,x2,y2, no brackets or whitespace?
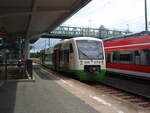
43,64,106,81
69,69,106,81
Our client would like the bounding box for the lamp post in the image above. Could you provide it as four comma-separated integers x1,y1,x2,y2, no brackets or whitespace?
126,24,129,32
145,0,148,31
49,38,50,47
89,19,92,28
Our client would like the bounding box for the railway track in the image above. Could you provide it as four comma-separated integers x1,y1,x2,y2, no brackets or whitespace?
35,64,150,110
98,72,150,98
86,81,150,110
86,72,150,110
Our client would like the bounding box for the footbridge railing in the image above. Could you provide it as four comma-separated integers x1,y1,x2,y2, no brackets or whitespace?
42,26,130,39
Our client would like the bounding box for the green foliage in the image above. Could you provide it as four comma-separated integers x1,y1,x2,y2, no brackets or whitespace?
30,52,41,58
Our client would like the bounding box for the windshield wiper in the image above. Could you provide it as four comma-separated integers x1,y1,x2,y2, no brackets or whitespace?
78,48,93,59
97,52,103,58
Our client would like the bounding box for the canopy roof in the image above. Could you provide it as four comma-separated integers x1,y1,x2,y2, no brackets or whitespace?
0,0,91,42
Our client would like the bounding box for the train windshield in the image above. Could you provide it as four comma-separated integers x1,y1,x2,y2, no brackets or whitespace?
76,40,103,59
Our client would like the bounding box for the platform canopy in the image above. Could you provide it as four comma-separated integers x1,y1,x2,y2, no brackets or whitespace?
0,0,91,42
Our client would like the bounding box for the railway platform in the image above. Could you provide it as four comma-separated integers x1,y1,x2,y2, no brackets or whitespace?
0,64,149,113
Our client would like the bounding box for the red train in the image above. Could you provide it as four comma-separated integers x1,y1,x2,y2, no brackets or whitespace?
104,31,150,79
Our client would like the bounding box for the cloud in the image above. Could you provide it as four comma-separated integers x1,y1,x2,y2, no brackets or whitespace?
63,0,150,32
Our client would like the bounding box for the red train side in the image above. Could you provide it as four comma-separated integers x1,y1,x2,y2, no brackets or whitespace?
104,31,150,79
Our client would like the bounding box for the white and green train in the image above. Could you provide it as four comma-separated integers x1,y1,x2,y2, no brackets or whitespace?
42,37,106,81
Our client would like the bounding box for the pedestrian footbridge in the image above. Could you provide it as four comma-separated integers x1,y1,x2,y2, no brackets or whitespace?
41,26,130,39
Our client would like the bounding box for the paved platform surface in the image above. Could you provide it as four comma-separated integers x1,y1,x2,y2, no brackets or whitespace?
0,64,150,113
37,65,150,113
0,67,99,113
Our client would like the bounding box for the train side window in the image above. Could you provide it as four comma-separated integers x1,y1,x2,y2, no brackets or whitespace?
134,50,141,65
142,49,150,66
146,49,150,65
135,50,140,56
64,50,69,62
112,51,119,63
134,49,150,66
120,53,132,61
69,44,73,53
106,52,112,63
119,51,133,64
140,50,147,66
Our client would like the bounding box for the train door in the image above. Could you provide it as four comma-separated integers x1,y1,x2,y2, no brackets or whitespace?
106,52,112,63
53,49,60,71
69,43,74,69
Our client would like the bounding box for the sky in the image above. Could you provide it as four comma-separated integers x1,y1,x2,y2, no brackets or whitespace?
32,0,150,52
63,0,150,31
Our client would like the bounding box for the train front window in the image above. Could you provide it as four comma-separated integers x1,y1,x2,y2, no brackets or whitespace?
76,40,103,59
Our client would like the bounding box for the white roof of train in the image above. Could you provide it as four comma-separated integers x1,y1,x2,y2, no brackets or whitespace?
103,31,150,42
61,37,103,43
